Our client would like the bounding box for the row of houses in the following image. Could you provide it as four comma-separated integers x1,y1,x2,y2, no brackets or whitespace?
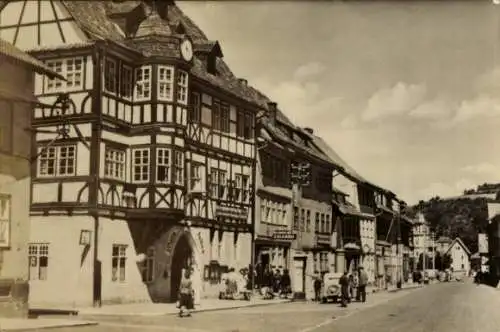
0,0,422,313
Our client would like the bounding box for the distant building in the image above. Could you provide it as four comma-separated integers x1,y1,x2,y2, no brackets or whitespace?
444,238,471,278
435,236,452,254
0,38,62,317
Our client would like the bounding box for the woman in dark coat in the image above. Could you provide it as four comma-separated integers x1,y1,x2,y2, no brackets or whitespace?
339,271,350,307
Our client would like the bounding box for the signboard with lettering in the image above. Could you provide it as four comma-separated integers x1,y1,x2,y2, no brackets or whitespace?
215,202,248,221
272,229,296,241
478,233,488,254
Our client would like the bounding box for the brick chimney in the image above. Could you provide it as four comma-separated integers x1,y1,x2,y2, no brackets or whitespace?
267,102,277,125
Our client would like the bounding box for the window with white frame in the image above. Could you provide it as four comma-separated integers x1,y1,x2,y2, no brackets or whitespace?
260,202,266,222
173,151,184,185
0,195,10,247
38,145,76,177
104,147,126,180
28,243,49,281
112,244,127,282
177,70,188,104
132,148,150,183
141,247,155,283
45,58,83,92
46,60,63,91
158,66,174,101
66,58,83,89
239,175,250,203
104,58,117,93
209,169,227,199
135,66,151,100
189,162,202,191
156,148,170,183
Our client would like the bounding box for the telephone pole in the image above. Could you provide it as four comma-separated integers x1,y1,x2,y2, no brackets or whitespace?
290,160,311,299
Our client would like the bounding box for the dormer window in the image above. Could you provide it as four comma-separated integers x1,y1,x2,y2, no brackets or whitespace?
207,56,217,76
194,40,223,76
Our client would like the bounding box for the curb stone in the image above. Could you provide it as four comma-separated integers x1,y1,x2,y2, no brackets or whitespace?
0,320,98,331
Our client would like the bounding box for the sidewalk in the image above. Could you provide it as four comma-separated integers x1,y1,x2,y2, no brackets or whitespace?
0,317,97,331
77,297,292,317
370,282,424,294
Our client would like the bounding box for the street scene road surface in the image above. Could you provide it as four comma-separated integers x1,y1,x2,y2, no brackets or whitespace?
32,282,500,332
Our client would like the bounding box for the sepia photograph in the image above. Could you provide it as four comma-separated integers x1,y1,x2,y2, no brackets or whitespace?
0,0,499,331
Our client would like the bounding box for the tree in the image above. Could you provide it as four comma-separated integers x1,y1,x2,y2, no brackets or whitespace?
442,253,452,270
417,253,433,270
411,196,489,254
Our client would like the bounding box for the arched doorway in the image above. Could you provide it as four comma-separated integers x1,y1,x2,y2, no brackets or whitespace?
170,234,193,302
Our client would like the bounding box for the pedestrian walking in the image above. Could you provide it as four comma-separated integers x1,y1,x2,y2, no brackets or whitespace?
314,275,322,302
348,274,354,302
358,266,369,303
177,269,194,318
339,271,350,307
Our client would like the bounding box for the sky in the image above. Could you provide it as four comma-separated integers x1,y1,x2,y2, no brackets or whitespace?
179,1,500,205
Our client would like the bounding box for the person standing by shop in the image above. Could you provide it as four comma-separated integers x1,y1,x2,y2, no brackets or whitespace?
358,267,369,303
313,275,322,302
177,269,194,318
339,271,349,308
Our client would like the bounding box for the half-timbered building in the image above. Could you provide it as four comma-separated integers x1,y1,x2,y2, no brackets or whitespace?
0,0,261,307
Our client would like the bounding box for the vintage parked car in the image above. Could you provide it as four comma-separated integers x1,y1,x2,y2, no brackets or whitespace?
321,272,343,303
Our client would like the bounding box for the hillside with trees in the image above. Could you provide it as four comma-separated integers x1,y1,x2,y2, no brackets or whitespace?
408,190,494,254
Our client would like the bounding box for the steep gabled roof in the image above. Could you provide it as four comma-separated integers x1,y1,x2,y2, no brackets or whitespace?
0,38,64,79
445,237,471,256
259,118,333,166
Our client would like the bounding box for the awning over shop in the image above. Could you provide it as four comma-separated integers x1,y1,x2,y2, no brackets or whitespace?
344,242,361,251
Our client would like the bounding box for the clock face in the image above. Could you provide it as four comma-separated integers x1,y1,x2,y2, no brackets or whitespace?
180,39,193,62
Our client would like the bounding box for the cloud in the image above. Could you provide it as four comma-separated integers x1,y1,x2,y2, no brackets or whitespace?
252,62,343,128
408,99,453,120
451,95,500,124
361,82,427,122
416,178,477,201
340,114,358,129
462,163,499,176
293,62,326,80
